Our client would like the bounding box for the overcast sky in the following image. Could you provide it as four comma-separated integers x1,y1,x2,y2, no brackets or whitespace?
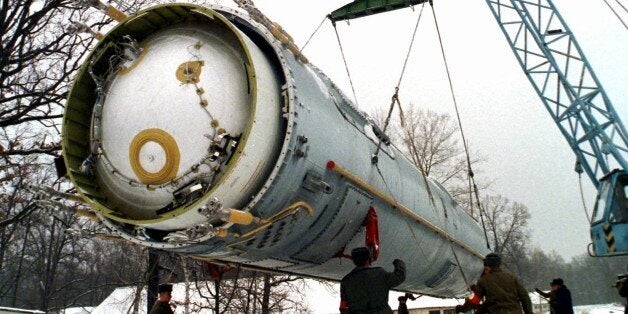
236,0,628,260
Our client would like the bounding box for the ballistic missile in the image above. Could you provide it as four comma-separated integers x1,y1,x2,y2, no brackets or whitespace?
62,3,489,297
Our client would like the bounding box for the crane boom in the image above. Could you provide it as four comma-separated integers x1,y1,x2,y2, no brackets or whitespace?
484,0,628,189
329,0,628,256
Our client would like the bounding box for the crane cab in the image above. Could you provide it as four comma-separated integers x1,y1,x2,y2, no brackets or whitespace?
590,170,628,256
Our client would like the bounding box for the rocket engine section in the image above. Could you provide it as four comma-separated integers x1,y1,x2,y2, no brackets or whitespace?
62,3,489,297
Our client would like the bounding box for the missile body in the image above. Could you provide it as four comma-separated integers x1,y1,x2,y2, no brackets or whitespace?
62,3,488,296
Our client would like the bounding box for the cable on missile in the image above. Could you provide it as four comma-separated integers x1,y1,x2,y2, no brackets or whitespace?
331,21,360,108
429,0,492,252
372,3,426,164
371,3,436,211
372,4,437,209
299,15,327,53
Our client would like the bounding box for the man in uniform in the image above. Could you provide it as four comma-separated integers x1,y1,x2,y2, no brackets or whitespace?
339,247,406,313
397,293,416,314
535,278,574,314
476,253,532,314
150,283,174,314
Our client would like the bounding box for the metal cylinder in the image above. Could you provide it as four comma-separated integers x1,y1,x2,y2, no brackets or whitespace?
62,3,488,297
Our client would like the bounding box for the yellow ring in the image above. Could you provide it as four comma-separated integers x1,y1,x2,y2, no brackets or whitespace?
129,129,180,185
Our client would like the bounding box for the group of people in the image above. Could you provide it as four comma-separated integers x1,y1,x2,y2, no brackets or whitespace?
339,248,575,314
149,247,580,314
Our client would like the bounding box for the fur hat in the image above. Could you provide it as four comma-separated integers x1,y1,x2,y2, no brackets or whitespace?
158,283,173,293
550,278,564,286
351,247,371,265
483,253,501,267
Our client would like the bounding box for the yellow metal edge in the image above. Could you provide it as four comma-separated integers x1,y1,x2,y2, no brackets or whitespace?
94,4,260,225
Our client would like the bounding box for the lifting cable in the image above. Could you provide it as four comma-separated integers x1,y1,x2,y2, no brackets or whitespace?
299,15,328,53
375,155,470,292
372,3,472,292
371,3,439,210
578,171,593,224
429,1,492,252
603,0,628,30
615,0,628,13
449,238,471,292
372,3,426,162
332,22,360,107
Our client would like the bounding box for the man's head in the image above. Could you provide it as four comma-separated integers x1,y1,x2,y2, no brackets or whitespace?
398,296,407,303
550,278,564,291
483,253,501,269
158,283,173,302
351,247,371,267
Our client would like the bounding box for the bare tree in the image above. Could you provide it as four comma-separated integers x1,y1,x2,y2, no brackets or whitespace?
371,105,487,212
0,0,155,308
517,247,566,288
0,0,112,241
0,157,55,303
0,0,105,159
181,260,310,313
480,194,531,271
0,166,147,310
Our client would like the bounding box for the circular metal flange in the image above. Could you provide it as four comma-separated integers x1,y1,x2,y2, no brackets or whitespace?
211,6,298,213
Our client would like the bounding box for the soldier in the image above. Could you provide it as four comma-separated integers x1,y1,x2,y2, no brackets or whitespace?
535,278,574,314
150,283,174,314
339,247,406,313
397,293,417,314
476,253,532,314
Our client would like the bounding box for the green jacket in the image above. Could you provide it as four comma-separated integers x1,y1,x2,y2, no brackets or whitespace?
340,259,406,314
150,300,174,314
477,268,533,314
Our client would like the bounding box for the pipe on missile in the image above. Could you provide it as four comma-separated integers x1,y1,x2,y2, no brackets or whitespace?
223,209,259,226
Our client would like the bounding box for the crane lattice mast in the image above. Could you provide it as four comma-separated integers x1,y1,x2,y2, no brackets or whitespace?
484,0,628,188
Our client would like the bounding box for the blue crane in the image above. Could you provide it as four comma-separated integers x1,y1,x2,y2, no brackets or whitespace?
330,0,628,257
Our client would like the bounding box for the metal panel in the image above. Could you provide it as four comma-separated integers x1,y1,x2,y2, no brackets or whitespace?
246,258,295,269
425,261,457,288
293,186,372,264
330,0,429,22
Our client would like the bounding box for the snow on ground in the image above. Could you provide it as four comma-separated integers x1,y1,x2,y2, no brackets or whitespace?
303,280,465,313
89,280,463,313
61,307,94,314
87,280,625,313
90,283,218,314
574,303,625,314
90,286,148,314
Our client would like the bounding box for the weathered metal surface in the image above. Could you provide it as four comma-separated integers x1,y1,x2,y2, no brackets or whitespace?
62,3,488,297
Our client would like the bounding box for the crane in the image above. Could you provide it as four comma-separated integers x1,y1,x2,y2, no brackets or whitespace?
329,0,628,257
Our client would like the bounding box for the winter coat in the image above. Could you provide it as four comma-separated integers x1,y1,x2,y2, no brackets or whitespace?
477,268,533,314
150,300,174,314
340,259,406,314
537,286,574,314
397,302,409,314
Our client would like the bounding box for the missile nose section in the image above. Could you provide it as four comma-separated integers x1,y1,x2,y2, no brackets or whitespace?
63,4,283,234
98,23,251,216
63,3,489,295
